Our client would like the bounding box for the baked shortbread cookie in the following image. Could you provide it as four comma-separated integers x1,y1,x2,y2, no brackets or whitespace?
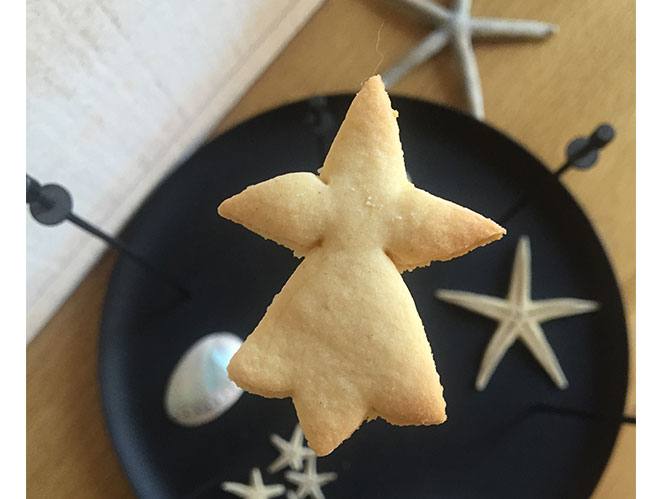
218,75,505,456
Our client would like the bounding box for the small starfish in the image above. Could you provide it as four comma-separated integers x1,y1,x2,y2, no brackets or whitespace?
285,456,337,499
382,0,557,119
268,425,315,473
436,236,598,390
221,468,285,499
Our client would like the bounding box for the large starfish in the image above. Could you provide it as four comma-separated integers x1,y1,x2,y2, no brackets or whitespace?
268,425,314,473
436,236,598,390
219,75,504,455
382,0,557,119
221,468,285,499
285,456,337,499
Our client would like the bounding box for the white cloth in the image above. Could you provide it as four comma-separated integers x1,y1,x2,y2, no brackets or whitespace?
26,0,324,341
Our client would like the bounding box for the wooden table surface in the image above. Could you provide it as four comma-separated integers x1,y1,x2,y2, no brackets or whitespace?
27,0,635,497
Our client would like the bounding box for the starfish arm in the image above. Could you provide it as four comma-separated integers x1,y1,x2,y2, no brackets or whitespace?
392,0,451,24
221,482,250,497
267,453,289,474
251,468,264,487
293,484,308,499
476,321,516,390
435,290,512,321
454,0,472,15
318,472,338,485
521,321,569,389
452,32,484,119
386,186,505,271
507,236,531,307
270,434,288,453
382,28,451,87
218,172,329,257
528,298,599,323
265,484,287,498
470,17,558,39
292,426,314,467
292,425,310,451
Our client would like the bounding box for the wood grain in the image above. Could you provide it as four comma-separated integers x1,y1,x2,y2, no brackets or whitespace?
27,0,635,497
27,251,134,498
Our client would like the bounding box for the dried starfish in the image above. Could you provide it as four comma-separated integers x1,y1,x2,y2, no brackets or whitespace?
268,425,314,473
222,468,285,499
382,0,557,119
285,456,337,499
436,236,598,390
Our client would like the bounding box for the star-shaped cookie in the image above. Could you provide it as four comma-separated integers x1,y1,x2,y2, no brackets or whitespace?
218,75,505,455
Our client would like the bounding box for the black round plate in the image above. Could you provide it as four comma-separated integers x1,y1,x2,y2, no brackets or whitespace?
100,96,628,499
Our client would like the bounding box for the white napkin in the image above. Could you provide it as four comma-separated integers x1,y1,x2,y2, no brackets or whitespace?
26,0,324,341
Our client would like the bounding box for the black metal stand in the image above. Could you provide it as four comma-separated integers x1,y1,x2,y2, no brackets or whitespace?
531,403,635,425
497,124,616,225
556,124,615,176
26,175,189,298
